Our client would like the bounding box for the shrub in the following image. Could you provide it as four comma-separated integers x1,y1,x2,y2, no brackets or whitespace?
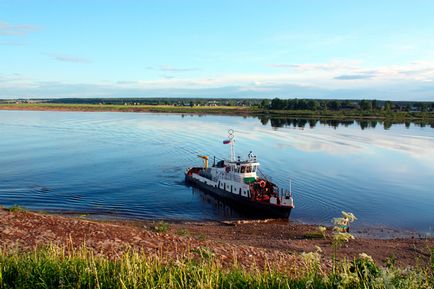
7,205,26,212
151,221,170,233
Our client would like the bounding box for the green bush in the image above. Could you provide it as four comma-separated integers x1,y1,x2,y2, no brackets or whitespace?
151,221,170,233
6,205,26,212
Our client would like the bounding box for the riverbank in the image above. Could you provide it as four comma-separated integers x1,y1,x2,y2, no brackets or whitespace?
1,103,433,121
1,208,432,268
1,208,433,287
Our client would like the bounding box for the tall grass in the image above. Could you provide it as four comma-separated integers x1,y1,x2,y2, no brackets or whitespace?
0,245,432,289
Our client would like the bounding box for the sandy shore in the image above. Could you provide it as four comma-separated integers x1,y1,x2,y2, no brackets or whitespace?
1,208,432,270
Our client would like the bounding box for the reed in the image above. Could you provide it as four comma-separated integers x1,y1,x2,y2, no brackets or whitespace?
0,245,432,289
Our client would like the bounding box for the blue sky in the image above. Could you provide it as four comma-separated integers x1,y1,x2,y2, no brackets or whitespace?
1,0,434,100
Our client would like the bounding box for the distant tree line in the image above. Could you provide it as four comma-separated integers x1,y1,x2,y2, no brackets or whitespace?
265,98,433,112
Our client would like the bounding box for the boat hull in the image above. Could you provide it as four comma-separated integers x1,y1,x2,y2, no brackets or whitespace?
185,175,292,218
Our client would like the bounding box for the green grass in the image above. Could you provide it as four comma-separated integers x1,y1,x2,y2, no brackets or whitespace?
304,226,327,240
176,228,191,237
303,231,325,239
0,245,432,289
151,221,170,233
6,205,27,213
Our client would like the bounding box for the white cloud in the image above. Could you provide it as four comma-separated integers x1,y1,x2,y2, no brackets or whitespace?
334,73,376,80
0,21,38,36
269,60,434,85
147,65,199,72
269,60,361,71
0,41,26,46
46,53,92,64
1,60,434,100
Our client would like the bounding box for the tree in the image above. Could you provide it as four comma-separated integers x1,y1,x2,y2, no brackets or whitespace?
270,98,286,110
384,101,392,112
260,99,270,109
360,99,372,111
307,99,319,110
286,99,295,110
328,100,341,110
297,99,308,110
372,99,378,110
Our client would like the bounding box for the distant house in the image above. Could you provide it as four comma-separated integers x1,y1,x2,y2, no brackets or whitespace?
207,101,218,106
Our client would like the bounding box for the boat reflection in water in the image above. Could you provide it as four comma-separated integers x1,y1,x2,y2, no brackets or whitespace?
190,187,246,220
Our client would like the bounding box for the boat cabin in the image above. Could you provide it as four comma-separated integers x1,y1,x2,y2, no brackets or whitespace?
212,152,259,184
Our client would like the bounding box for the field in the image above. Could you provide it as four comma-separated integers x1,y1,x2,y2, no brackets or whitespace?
0,103,253,115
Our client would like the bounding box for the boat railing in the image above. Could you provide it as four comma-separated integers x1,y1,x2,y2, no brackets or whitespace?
278,188,292,200
223,174,243,182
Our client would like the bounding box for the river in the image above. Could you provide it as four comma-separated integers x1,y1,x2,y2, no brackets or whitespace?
0,110,433,233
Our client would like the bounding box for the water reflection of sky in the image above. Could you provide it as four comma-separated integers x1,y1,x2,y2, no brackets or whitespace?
0,111,433,233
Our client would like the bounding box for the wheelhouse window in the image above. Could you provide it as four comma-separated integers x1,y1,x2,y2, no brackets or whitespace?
240,166,245,173
246,166,251,173
252,165,256,172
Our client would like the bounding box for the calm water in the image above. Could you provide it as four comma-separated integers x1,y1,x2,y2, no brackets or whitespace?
1,110,433,233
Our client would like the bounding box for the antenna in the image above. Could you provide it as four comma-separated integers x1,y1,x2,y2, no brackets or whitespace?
289,178,292,193
289,177,293,197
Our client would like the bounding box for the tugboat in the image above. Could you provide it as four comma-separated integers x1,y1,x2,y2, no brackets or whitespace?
185,129,294,218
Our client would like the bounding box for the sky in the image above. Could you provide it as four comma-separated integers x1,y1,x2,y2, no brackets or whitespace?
1,0,434,100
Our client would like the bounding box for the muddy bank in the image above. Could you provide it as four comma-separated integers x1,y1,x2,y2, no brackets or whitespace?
0,208,432,269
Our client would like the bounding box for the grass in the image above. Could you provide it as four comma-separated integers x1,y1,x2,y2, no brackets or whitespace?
176,228,191,237
196,233,207,241
304,231,325,239
0,103,252,115
0,210,432,288
151,221,170,233
304,226,327,239
0,245,432,289
6,205,27,213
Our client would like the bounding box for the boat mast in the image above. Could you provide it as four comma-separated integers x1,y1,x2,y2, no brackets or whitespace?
228,129,235,161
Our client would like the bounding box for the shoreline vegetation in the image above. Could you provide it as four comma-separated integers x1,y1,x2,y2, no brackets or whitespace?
0,207,432,288
0,98,433,123
1,103,433,131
